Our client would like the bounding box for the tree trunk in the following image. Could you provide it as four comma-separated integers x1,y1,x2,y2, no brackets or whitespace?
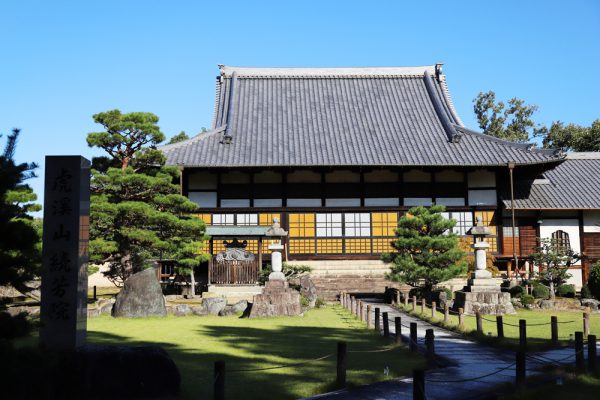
550,281,555,300
189,268,196,298
121,252,133,280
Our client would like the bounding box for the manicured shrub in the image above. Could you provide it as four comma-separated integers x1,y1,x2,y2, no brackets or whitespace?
588,263,600,299
509,285,525,298
581,285,594,299
532,283,550,299
557,284,575,298
521,294,535,306
315,298,326,308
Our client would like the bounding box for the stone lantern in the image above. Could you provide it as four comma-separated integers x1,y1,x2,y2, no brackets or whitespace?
249,218,302,318
453,217,515,315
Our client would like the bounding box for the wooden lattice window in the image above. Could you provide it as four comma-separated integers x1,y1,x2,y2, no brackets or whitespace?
551,230,571,253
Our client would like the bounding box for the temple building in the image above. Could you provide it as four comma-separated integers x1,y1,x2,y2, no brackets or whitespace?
160,64,598,298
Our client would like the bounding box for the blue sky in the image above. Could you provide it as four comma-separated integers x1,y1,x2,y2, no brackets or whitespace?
1,0,599,212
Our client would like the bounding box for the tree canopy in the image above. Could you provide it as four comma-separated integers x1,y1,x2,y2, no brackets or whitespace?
87,110,166,170
535,119,600,151
473,91,599,151
87,111,208,288
382,206,467,291
473,91,540,142
167,131,189,144
0,129,42,291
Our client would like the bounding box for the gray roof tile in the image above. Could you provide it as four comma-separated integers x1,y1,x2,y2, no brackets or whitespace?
161,65,563,168
503,154,600,209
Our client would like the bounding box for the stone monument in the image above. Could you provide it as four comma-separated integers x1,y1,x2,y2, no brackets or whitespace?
453,216,515,315
249,219,302,318
40,156,90,350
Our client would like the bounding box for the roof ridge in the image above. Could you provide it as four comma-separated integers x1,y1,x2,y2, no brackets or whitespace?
566,152,600,159
218,65,437,78
158,126,226,152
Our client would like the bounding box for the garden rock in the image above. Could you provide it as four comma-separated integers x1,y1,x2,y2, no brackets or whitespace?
511,299,523,308
77,344,180,398
299,276,317,308
581,298,600,311
112,268,167,318
218,300,249,316
174,304,192,316
539,300,555,310
193,297,226,315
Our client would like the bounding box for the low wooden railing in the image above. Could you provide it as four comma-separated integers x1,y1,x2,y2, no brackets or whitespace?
210,260,259,285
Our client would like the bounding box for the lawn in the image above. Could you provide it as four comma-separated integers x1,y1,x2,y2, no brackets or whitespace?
396,302,600,349
88,305,424,399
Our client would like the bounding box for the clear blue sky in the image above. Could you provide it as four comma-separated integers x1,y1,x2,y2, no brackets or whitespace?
1,0,599,213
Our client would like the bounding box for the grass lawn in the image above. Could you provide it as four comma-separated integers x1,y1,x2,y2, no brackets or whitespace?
498,373,600,400
396,303,600,350
88,305,424,399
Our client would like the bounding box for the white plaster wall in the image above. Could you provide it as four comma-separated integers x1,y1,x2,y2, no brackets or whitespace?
467,170,496,188
565,268,583,289
584,211,600,233
539,218,581,262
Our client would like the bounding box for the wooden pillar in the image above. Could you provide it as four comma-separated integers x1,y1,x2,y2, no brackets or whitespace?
258,238,263,271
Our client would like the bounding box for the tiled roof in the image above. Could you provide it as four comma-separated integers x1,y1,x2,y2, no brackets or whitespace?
503,153,600,210
161,65,564,168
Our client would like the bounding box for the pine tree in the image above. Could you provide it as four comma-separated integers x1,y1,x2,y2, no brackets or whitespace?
382,205,467,291
87,110,208,291
0,129,42,292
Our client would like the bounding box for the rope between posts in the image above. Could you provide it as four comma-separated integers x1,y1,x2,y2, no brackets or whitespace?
227,353,333,373
426,361,517,383
348,346,398,354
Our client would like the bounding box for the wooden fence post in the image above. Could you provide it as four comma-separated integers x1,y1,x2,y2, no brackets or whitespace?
354,298,359,316
412,296,417,312
359,301,364,322
588,334,597,373
496,315,504,339
395,290,401,305
404,293,408,307
583,312,590,338
516,351,525,390
575,331,585,373
421,299,425,314
551,316,558,344
519,319,527,351
375,307,380,332
476,312,483,334
383,312,390,338
431,301,437,319
458,308,464,329
413,369,425,400
410,322,418,352
425,328,435,367
443,305,449,324
214,360,225,400
337,341,347,386
395,316,402,344
93,285,97,302
366,305,372,328
340,291,345,308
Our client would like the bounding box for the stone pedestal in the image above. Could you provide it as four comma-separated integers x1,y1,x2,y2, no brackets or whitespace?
249,279,302,318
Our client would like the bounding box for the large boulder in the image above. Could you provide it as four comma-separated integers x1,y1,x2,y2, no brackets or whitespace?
299,276,318,308
112,268,167,318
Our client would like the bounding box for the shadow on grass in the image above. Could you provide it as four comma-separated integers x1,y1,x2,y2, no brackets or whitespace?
88,313,423,400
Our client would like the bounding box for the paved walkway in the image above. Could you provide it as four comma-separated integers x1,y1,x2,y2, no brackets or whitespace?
308,299,587,400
